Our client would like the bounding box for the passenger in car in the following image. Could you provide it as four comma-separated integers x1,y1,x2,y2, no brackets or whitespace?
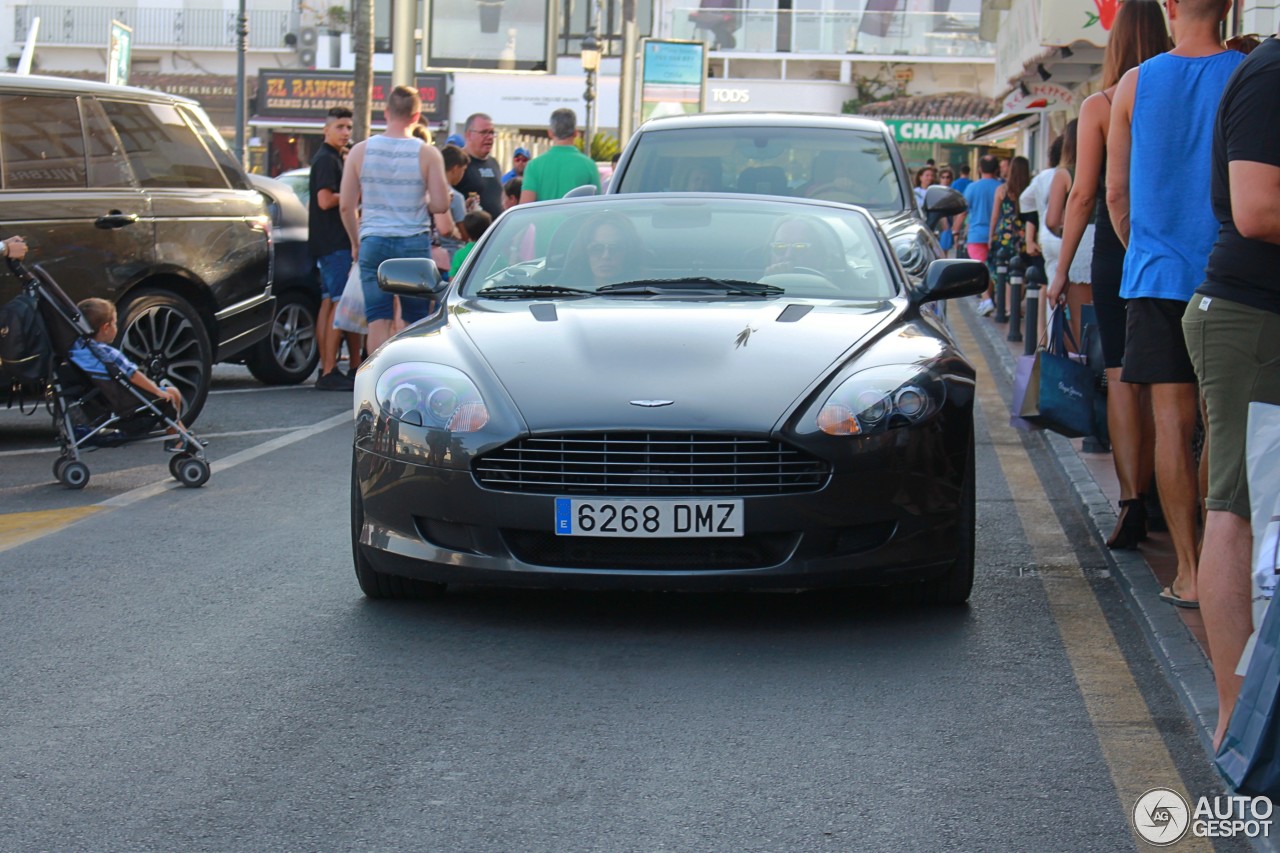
568,214,646,288
763,216,845,276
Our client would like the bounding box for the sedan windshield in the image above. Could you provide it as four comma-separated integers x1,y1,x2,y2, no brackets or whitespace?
460,197,898,301
612,126,904,211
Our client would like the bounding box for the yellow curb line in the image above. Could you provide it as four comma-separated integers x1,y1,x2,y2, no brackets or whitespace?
953,310,1210,851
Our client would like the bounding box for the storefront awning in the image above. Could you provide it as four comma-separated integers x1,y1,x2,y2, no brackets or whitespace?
957,111,1038,145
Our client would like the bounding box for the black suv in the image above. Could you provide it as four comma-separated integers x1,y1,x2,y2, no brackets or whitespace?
0,75,274,422
607,112,966,283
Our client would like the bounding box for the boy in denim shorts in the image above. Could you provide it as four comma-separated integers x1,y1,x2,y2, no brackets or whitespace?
309,106,363,391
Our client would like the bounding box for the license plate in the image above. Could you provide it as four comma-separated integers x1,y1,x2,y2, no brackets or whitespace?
554,498,744,538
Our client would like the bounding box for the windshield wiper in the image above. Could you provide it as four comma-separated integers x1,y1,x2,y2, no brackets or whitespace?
596,277,785,297
477,284,597,299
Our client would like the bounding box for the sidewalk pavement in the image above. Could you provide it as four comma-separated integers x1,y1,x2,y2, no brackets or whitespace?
960,299,1221,744
962,297,1280,851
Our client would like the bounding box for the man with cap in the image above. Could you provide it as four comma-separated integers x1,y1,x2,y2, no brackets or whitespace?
502,147,530,184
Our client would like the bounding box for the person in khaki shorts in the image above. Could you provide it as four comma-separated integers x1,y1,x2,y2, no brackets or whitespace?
1181,30,1280,751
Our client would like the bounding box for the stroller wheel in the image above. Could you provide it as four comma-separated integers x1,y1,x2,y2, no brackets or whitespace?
53,457,68,481
168,453,188,479
174,457,210,488
59,461,90,490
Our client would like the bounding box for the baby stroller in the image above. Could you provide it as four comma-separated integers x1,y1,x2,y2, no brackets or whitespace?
6,260,210,490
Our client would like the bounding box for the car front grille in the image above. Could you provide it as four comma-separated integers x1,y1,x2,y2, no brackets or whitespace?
473,433,831,496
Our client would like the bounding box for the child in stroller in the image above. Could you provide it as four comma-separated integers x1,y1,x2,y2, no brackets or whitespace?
73,298,189,451
8,259,211,490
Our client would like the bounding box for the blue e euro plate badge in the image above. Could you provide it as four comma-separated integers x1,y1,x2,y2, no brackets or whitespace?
555,498,572,535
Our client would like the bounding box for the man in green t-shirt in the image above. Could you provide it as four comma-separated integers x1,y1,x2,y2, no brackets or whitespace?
519,108,602,202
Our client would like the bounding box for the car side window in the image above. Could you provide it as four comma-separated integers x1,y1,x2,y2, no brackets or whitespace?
79,97,136,188
0,94,88,190
179,106,251,191
98,99,229,189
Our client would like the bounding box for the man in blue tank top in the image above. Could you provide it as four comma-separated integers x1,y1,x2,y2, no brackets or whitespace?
1106,0,1243,611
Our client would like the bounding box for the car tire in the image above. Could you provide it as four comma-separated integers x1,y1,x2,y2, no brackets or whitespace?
917,433,975,606
116,290,213,424
244,289,320,385
350,449,447,600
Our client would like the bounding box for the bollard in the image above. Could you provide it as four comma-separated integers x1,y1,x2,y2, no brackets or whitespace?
992,245,1012,323
1007,255,1025,343
1024,262,1045,355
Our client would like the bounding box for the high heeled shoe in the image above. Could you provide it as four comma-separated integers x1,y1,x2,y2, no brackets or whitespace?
1107,497,1148,550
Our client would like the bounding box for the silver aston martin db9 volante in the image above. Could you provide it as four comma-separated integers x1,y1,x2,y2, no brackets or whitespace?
351,194,988,604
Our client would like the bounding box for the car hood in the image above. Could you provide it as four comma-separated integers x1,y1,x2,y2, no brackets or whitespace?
454,298,900,431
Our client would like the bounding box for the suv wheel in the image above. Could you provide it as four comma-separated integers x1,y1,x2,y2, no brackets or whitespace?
116,290,213,424
244,289,320,385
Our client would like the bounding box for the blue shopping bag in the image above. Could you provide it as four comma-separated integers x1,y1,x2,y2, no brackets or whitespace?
1216,597,1280,798
1021,309,1096,439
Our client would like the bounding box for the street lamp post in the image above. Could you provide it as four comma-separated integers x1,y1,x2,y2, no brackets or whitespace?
234,0,248,166
581,22,601,158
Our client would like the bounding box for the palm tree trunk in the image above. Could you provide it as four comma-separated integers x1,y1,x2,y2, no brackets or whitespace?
353,0,374,141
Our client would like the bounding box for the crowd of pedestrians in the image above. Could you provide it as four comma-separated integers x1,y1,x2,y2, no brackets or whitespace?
297,88,600,385
960,0,1277,750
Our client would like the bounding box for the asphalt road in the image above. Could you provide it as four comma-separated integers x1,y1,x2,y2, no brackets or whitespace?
0,352,1246,852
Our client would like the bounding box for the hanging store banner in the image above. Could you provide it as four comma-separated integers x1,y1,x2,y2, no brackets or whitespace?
639,39,707,122
1001,81,1075,112
107,20,132,87
1041,0,1119,48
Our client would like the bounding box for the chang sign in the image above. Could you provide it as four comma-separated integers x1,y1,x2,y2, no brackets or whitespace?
883,119,983,143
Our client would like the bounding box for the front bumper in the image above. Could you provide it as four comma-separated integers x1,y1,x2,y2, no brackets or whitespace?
353,422,970,591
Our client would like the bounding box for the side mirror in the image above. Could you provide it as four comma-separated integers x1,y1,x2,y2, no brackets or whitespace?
922,185,967,217
913,259,988,305
562,184,597,199
377,258,446,297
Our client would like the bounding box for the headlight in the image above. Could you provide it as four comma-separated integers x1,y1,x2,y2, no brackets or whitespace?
374,363,489,432
891,232,929,277
816,364,945,436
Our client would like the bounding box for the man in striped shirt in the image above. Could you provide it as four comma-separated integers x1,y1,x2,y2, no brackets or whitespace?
340,85,451,352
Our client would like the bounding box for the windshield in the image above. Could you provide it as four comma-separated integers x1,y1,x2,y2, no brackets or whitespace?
613,126,905,211
458,197,897,301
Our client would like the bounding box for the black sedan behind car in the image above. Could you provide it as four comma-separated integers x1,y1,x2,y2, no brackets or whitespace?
351,194,987,603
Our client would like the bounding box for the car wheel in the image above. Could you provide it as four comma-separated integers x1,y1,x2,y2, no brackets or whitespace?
350,449,446,599
244,289,320,385
917,433,975,606
116,290,213,424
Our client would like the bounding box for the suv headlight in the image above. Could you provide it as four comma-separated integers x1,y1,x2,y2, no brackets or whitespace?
891,232,930,277
375,363,489,432
817,364,945,436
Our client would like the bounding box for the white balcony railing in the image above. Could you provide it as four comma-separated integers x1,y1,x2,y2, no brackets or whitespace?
14,5,293,50
675,8,991,58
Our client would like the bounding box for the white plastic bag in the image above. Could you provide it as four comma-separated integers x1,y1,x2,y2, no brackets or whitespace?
333,263,366,334
1238,402,1280,674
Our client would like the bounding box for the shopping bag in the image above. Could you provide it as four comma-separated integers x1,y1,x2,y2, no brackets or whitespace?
1023,309,1095,438
333,263,367,334
1215,596,1280,798
1009,354,1044,432
1247,402,1280,611
1213,402,1280,798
